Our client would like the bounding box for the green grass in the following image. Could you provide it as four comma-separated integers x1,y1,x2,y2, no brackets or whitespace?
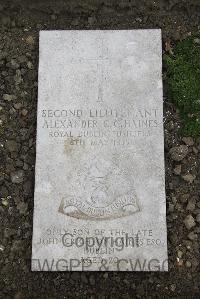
164,35,200,137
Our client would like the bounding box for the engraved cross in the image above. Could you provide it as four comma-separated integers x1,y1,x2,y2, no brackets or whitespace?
75,38,109,103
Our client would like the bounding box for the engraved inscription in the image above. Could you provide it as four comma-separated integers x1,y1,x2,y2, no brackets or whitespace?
58,156,140,220
41,107,160,148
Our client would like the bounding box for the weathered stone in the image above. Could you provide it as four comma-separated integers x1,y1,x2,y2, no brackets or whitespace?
21,108,28,116
1,198,9,207
3,94,17,101
26,35,35,45
182,137,194,146
5,140,19,152
193,147,198,154
13,103,23,110
184,215,196,230
177,250,183,258
185,261,192,268
196,214,200,223
182,173,196,184
186,198,196,211
194,38,200,44
10,59,20,70
10,170,24,184
14,69,22,85
169,145,188,161
187,231,197,241
174,164,181,175
16,201,28,215
32,30,167,271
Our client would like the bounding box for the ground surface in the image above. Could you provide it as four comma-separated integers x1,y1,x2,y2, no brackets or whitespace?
0,0,200,298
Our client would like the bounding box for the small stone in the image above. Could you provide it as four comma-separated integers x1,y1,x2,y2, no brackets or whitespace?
169,145,188,161
193,147,198,154
182,173,196,183
14,69,22,84
177,250,183,258
187,231,197,241
185,261,192,268
10,59,20,69
23,180,33,196
16,160,23,168
5,140,19,152
16,202,28,215
170,284,176,292
136,17,142,23
0,244,5,251
182,137,194,146
184,215,196,230
27,61,33,69
23,163,29,171
1,198,9,207
168,203,174,212
174,164,181,175
194,38,200,44
196,214,200,223
3,94,17,102
18,55,27,64
10,170,24,184
13,103,22,110
21,108,28,116
180,194,189,203
26,35,35,45
186,198,196,211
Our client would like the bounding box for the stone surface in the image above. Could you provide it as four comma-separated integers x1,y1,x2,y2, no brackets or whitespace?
182,173,196,183
169,145,188,161
10,170,24,184
32,30,168,271
5,140,19,152
182,137,194,146
184,215,196,230
3,94,17,102
174,164,181,175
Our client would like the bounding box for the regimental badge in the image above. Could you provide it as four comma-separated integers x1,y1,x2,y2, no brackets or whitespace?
58,156,140,220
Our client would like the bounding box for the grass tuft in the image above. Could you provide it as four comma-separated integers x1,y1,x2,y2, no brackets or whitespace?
164,35,200,136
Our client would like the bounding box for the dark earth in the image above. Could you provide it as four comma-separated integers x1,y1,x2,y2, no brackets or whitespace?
0,0,200,298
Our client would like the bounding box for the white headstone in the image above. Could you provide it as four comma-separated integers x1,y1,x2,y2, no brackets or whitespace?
32,30,168,271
